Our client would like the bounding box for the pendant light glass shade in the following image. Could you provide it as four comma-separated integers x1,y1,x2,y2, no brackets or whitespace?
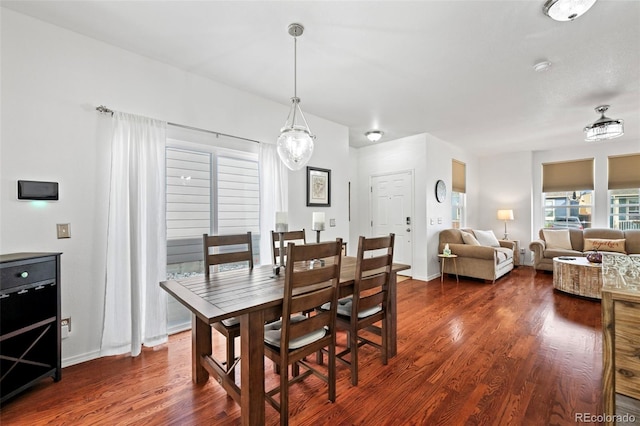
584,105,624,142
277,97,315,170
543,0,597,21
278,23,315,171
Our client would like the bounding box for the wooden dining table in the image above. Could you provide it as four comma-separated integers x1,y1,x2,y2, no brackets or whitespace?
160,256,409,425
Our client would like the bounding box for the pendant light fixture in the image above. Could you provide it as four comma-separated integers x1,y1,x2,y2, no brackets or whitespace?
584,105,624,142
277,23,315,171
543,0,597,21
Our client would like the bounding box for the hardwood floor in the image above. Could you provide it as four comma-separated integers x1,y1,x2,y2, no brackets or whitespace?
0,267,604,425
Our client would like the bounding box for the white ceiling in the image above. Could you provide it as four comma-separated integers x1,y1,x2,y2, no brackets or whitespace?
2,0,639,155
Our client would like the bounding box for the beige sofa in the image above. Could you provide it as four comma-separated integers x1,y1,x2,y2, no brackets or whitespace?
438,229,515,283
529,228,640,271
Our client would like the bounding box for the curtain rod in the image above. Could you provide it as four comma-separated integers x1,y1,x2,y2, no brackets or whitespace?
95,105,262,145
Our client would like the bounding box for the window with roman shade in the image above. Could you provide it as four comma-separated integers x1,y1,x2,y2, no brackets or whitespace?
542,158,594,229
608,153,640,230
451,159,466,229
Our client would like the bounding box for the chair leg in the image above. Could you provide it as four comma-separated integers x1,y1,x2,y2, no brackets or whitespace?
381,319,388,365
328,342,336,402
280,363,289,426
227,335,236,373
350,329,358,386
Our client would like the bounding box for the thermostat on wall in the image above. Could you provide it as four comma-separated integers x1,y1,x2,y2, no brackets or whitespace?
17,180,59,200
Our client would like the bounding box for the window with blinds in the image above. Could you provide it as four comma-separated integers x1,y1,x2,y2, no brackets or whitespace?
451,159,466,229
608,154,640,230
217,156,260,235
165,144,261,334
542,159,594,229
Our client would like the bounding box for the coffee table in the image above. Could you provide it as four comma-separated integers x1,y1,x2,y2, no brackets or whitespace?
553,256,602,299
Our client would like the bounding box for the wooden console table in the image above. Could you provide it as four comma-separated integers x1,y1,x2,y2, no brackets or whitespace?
602,287,640,425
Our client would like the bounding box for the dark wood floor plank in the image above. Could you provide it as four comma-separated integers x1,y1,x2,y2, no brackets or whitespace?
0,267,604,425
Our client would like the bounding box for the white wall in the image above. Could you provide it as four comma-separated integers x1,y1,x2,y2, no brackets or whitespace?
0,10,348,366
355,134,427,279
353,133,478,281
477,151,533,264
424,136,479,279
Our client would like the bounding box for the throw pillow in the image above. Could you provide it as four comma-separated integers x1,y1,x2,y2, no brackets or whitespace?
583,238,626,254
473,230,500,247
460,230,481,246
542,229,572,250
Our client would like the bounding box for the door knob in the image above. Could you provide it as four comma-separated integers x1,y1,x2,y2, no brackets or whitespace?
406,228,411,232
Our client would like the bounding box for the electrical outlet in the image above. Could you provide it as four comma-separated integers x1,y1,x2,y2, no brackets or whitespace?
61,317,71,339
520,248,525,255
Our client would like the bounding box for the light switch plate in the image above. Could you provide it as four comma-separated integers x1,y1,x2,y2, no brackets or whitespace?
57,223,71,239
330,218,336,227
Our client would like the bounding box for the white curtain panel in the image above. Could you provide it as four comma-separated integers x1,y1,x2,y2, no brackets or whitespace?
101,111,168,357
259,143,288,264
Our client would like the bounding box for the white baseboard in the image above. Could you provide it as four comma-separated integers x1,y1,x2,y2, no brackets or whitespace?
62,349,101,368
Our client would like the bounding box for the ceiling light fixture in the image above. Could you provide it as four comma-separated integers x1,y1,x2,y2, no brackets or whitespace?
543,0,597,21
277,23,315,171
533,61,552,72
584,105,624,142
365,130,384,142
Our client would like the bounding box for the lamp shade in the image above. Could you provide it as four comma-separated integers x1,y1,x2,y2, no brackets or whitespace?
497,209,514,221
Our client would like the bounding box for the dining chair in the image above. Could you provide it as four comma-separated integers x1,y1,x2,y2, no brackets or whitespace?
331,233,395,386
202,232,253,375
271,229,306,266
263,239,342,426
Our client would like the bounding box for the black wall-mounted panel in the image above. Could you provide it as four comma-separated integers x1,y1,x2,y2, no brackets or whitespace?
17,180,59,200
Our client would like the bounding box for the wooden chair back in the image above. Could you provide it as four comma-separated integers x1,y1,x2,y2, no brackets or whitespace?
271,229,306,265
333,233,394,386
203,232,253,278
352,233,395,322
264,238,342,425
281,239,342,352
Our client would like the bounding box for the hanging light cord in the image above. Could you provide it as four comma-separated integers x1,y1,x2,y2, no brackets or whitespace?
293,36,297,99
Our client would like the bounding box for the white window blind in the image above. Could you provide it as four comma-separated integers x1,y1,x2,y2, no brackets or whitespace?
217,156,260,235
166,148,211,239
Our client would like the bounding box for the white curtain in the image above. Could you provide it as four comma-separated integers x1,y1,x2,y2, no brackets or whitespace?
259,143,288,264
101,111,168,357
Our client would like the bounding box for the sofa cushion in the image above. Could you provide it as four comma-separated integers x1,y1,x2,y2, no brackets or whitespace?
545,248,583,258
495,247,513,264
543,229,572,250
583,238,627,254
624,230,640,254
474,230,500,247
461,230,480,245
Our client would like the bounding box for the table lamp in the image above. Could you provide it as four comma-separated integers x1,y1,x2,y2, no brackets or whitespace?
497,209,514,239
312,212,325,243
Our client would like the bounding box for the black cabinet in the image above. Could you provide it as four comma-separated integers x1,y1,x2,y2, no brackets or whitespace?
0,253,62,404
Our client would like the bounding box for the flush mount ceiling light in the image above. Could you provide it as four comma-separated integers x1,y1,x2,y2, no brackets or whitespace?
365,130,384,142
277,23,315,171
533,61,552,72
584,105,624,142
543,0,597,21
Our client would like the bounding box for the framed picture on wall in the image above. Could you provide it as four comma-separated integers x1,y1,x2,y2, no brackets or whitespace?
306,166,331,207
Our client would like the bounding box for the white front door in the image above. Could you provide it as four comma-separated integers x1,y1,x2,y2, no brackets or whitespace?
371,171,413,275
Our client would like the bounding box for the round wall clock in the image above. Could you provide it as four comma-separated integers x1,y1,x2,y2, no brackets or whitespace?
435,179,446,203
